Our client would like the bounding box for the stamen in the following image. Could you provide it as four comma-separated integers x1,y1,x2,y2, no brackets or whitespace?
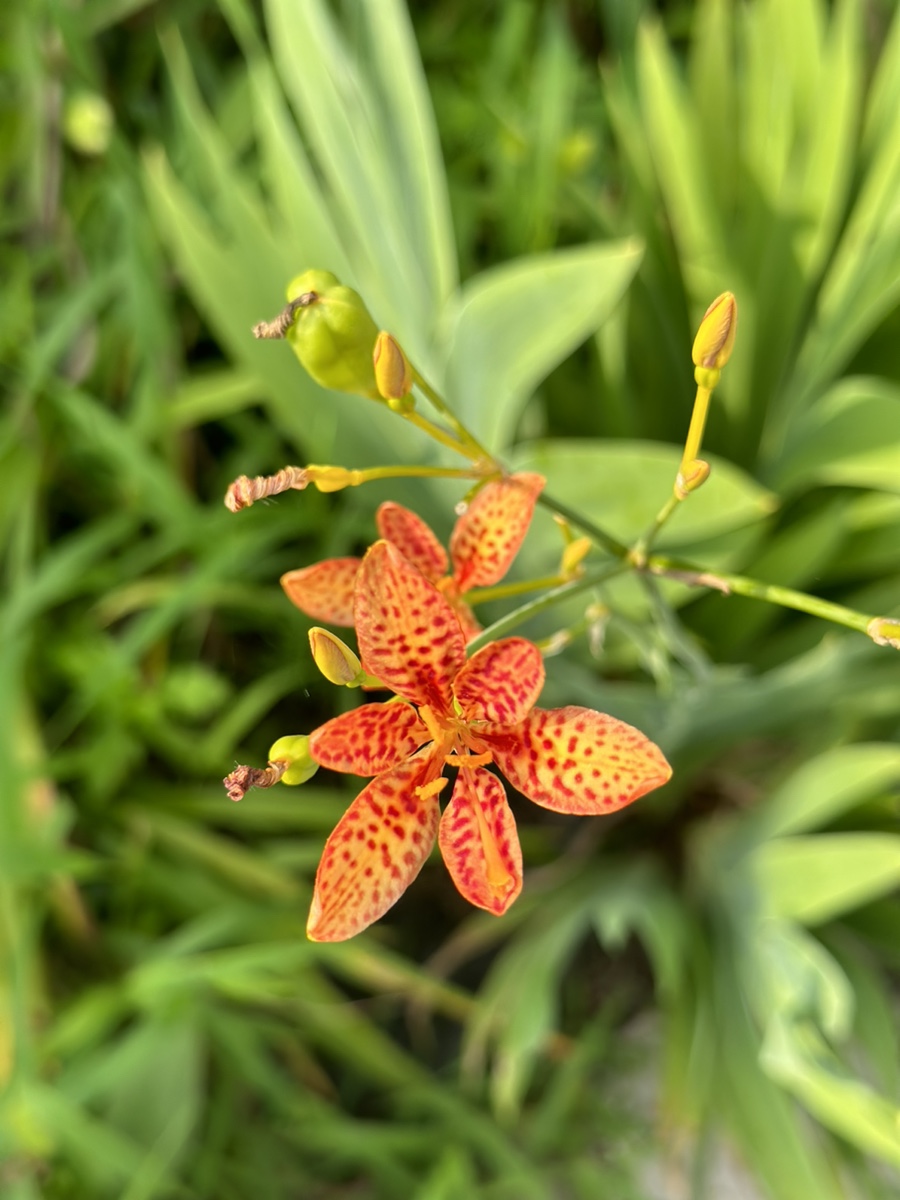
445,750,493,770
415,777,449,801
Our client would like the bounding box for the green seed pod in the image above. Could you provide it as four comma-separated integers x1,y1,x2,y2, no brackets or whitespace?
284,270,380,398
268,735,319,786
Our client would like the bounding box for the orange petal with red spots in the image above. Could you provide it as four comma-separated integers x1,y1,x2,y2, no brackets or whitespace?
376,502,448,581
354,541,466,711
485,706,672,815
281,558,360,625
309,701,428,776
449,473,545,592
454,638,544,725
307,756,440,942
439,767,522,916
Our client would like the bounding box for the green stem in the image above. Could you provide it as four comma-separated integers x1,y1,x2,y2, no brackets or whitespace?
536,491,629,559
466,564,628,656
466,574,569,606
412,370,498,465
356,464,480,485
401,409,473,459
647,556,875,635
633,493,679,564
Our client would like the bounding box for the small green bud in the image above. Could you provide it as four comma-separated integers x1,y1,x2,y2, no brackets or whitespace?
268,735,319,785
284,270,380,398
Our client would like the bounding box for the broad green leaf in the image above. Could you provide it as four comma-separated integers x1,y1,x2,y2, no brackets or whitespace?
590,867,688,998
513,438,775,549
360,0,457,302
792,0,861,278
751,834,900,924
771,377,900,493
758,744,900,838
636,21,726,299
441,240,642,451
751,921,854,1040
831,943,900,1097
264,0,449,353
688,0,737,218
485,907,589,1118
762,1015,900,1168
716,968,846,1200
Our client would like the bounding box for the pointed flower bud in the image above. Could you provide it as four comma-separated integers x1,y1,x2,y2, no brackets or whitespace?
867,618,900,651
373,331,414,403
309,628,366,687
561,536,591,578
254,270,381,398
674,458,711,500
268,735,319,785
692,292,737,385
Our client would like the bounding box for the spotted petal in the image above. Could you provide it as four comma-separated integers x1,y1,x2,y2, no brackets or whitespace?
281,558,360,625
309,701,428,776
354,541,466,711
450,473,545,592
376,502,448,580
439,767,522,915
307,756,440,942
485,706,672,815
454,638,544,725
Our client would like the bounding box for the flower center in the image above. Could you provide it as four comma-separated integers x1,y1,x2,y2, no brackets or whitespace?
418,703,493,770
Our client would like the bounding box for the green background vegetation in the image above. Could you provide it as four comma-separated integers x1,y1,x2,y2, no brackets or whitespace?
3,0,900,1196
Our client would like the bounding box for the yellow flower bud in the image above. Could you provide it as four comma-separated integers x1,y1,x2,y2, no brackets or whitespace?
692,292,737,372
373,331,414,401
561,536,591,578
674,458,711,500
268,735,319,785
283,270,381,398
309,628,366,686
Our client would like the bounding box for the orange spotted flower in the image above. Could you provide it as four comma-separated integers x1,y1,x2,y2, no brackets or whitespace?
305,539,672,942
281,473,545,640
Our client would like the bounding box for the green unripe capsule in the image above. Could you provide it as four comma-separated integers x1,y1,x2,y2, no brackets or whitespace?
284,270,381,398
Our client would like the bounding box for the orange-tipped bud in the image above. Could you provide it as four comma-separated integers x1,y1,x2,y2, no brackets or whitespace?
692,292,737,381
867,618,900,651
268,735,319,785
309,628,366,686
675,458,711,499
373,331,413,403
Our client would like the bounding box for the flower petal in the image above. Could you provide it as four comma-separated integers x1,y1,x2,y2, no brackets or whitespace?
449,473,545,592
354,541,466,710
376,502,448,580
281,558,360,625
454,638,545,725
485,706,672,815
307,756,441,942
309,701,428,776
439,767,522,915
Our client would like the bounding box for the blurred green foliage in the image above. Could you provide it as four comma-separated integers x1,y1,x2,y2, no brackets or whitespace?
2,0,900,1197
